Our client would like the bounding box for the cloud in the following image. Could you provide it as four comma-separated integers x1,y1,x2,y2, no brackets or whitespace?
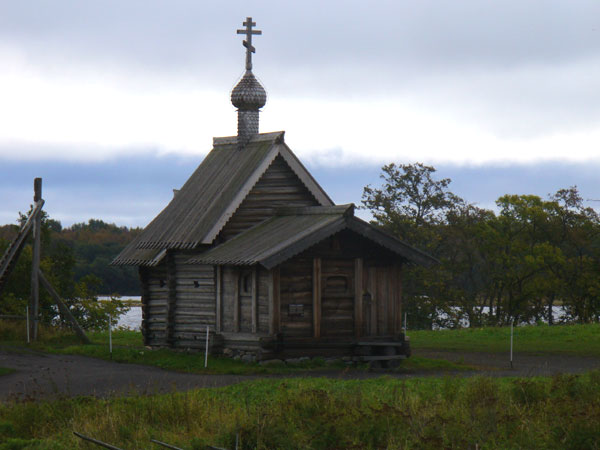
0,1,599,167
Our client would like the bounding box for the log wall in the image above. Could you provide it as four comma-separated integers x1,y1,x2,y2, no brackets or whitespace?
218,155,319,241
141,263,169,347
279,258,313,338
171,253,216,349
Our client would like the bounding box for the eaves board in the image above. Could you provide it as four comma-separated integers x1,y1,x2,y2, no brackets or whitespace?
278,143,334,207
346,218,439,267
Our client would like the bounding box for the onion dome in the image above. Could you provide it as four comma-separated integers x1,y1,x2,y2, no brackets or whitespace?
231,71,267,110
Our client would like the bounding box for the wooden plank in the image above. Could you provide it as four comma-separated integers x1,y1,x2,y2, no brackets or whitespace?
166,252,177,345
387,268,395,335
216,265,222,332
369,267,377,336
251,266,258,333
233,269,240,332
312,258,321,338
30,178,42,340
38,270,90,344
395,264,403,334
268,267,280,334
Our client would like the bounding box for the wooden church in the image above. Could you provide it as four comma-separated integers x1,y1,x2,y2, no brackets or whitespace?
113,18,436,363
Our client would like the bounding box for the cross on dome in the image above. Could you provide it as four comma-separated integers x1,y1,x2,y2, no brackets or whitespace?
237,17,262,71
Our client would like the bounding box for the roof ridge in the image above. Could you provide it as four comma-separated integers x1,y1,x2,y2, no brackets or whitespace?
213,131,284,147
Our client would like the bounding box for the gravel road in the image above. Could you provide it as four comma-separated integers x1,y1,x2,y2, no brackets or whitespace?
1,348,598,401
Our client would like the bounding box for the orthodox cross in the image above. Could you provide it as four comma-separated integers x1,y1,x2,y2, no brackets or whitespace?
237,17,262,71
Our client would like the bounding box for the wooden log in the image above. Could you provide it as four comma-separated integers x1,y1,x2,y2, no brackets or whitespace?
30,178,42,340
216,265,222,332
269,267,280,334
166,252,177,345
38,270,90,344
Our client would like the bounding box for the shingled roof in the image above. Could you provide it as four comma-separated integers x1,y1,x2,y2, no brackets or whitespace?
112,131,333,266
187,204,438,269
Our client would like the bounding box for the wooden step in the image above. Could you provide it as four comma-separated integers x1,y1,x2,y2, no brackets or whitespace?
358,355,407,361
356,341,406,347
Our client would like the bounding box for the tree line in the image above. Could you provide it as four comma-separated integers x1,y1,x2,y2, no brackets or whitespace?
362,163,600,329
3,163,599,330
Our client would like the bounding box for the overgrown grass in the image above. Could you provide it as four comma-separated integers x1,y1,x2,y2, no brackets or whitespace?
2,372,600,449
409,322,600,356
0,367,14,376
0,321,472,375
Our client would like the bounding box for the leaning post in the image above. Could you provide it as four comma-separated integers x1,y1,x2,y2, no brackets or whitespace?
30,177,42,340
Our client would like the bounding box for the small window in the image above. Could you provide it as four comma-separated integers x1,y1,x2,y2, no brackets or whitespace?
159,279,166,288
241,272,252,294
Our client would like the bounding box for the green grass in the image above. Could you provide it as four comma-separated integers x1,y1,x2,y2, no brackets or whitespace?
2,372,600,449
409,322,600,356
0,322,472,375
0,367,15,376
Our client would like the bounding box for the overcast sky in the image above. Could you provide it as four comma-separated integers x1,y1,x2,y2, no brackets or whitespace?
1,1,600,227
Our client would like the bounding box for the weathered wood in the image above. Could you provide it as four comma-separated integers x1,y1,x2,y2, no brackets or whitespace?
216,265,222,332
139,267,150,344
312,257,321,338
268,267,280,334
166,253,177,345
251,266,258,333
73,431,124,450
218,155,320,241
369,266,377,336
354,258,363,338
30,178,42,340
233,269,240,332
395,264,403,334
38,270,90,344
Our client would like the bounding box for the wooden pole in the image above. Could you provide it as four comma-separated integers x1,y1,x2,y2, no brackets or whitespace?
38,270,91,344
30,178,42,340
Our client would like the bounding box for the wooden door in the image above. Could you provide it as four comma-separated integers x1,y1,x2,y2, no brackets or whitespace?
320,259,354,337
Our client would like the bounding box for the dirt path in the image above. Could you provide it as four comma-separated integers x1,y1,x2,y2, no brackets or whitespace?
1,348,599,401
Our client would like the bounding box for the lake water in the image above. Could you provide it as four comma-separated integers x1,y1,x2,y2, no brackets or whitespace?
106,298,571,331
99,296,141,330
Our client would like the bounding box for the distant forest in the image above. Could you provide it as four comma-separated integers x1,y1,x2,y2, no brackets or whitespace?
0,218,141,296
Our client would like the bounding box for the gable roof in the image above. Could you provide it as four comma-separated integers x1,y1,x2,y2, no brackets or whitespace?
112,131,333,266
187,204,438,269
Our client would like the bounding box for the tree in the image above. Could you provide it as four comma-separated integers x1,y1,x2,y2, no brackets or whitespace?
362,162,464,329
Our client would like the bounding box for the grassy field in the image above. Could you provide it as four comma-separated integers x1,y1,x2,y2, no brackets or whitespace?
0,322,472,375
1,373,600,449
409,323,600,356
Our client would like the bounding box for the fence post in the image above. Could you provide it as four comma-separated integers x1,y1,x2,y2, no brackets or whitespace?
109,314,112,358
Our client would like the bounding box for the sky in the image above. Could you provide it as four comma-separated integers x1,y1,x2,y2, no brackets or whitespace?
1,1,600,227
